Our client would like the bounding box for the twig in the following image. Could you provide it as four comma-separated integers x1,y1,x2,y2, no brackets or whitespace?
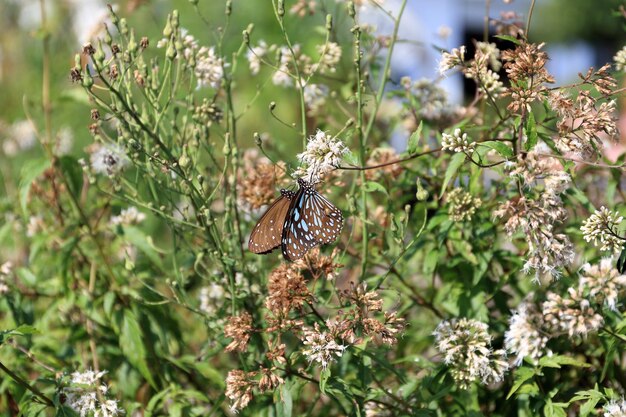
0,361,54,407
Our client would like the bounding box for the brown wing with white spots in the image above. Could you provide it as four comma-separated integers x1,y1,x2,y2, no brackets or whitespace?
248,190,295,254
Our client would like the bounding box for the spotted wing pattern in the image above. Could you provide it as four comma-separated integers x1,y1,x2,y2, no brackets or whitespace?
281,179,343,261
248,189,295,254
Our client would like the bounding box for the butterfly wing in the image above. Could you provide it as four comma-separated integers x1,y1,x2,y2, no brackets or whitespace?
303,191,343,244
281,180,343,261
281,187,320,261
248,190,295,254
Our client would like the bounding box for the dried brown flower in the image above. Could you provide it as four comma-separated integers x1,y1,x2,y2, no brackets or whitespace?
225,369,256,412
82,43,95,56
266,264,312,316
133,69,144,86
90,109,100,121
293,247,343,280
258,367,284,393
289,0,316,16
224,312,253,352
502,42,554,113
238,150,288,210
109,64,119,80
70,68,82,83
140,36,149,50
364,148,403,181
265,340,287,364
554,90,617,158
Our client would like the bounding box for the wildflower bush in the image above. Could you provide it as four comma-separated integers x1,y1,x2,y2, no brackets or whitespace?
2,0,626,416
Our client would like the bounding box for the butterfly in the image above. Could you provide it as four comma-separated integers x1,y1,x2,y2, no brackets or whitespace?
248,178,343,261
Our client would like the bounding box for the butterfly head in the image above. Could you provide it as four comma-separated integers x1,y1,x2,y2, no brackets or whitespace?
280,189,296,198
297,178,314,190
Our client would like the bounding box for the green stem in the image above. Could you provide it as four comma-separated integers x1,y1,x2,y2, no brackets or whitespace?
0,361,54,407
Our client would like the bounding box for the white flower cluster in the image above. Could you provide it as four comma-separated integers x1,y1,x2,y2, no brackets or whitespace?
407,79,462,123
581,207,624,253
441,128,475,154
301,323,347,369
579,257,626,311
199,282,225,315
303,83,329,115
63,370,124,417
2,120,37,156
90,143,129,177
246,40,268,75
614,46,626,72
296,130,349,181
463,42,505,98
195,46,225,89
505,257,626,365
313,42,342,74
504,302,549,365
542,289,604,338
272,46,295,87
446,187,482,222
109,207,146,226
604,399,626,417
438,46,466,75
496,151,574,280
434,318,509,389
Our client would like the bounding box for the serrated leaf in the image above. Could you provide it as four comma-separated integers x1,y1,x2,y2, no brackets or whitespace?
440,152,465,197
524,112,538,151
120,309,157,388
407,121,424,154
494,34,521,45
19,158,51,213
480,141,513,158
507,367,537,399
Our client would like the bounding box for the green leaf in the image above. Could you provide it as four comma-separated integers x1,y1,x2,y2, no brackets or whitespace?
524,112,538,151
276,382,293,417
544,400,567,417
362,181,388,195
55,406,79,417
480,141,513,158
123,226,164,270
19,158,51,213
59,88,91,105
319,368,331,395
120,309,157,388
407,121,424,154
494,34,521,45
57,156,84,199
539,355,589,369
440,153,465,197
507,367,537,399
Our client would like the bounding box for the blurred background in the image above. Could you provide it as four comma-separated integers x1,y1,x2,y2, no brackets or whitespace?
0,0,624,177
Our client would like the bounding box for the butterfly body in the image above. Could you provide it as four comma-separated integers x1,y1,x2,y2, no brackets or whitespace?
249,179,343,261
